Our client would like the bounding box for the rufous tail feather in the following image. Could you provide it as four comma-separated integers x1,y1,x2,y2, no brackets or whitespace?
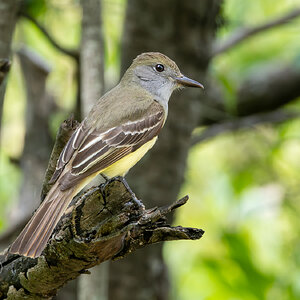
9,182,77,258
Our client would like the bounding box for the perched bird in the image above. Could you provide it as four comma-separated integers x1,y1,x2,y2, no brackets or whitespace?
10,52,204,258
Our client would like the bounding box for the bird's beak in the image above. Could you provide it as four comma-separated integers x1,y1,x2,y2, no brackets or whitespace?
175,75,204,89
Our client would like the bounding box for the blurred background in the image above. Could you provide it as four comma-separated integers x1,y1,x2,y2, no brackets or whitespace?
1,0,300,299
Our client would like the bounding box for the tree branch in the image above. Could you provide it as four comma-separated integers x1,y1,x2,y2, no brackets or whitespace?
80,0,104,117
236,65,300,116
198,64,300,128
191,110,299,145
7,47,55,227
0,116,203,299
212,8,300,56
20,12,79,60
78,1,105,298
0,179,203,299
193,64,300,145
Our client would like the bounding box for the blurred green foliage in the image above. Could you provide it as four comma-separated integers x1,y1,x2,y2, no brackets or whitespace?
214,0,300,112
0,0,126,228
165,0,300,299
1,0,300,299
22,0,48,18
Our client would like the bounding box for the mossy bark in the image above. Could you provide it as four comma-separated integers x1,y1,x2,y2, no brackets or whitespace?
0,178,203,299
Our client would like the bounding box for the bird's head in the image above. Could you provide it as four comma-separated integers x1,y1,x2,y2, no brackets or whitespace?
122,52,204,106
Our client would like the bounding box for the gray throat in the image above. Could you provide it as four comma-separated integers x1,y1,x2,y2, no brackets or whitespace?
137,77,173,115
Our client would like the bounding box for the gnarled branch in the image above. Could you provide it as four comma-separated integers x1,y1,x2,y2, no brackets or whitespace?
0,116,203,299
0,178,203,299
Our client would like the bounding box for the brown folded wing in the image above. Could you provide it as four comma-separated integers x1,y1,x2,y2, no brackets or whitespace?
50,107,165,190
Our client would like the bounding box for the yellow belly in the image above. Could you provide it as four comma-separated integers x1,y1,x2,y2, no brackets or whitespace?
101,137,157,178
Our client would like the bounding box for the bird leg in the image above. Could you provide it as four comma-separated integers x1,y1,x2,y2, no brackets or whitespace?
99,173,110,181
116,176,145,209
99,176,145,210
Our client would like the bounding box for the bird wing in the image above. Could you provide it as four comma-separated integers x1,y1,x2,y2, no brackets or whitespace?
50,107,165,190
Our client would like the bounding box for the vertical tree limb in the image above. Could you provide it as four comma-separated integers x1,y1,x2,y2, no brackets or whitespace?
0,0,21,139
7,47,54,229
80,0,104,117
74,1,106,299
41,116,80,200
109,1,222,299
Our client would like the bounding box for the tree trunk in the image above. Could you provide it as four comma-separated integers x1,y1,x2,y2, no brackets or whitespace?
80,0,104,118
77,1,106,299
8,47,53,224
0,48,55,255
108,1,222,299
0,172,203,298
0,0,21,138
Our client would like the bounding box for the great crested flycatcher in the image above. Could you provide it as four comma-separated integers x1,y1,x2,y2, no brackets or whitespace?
10,52,204,258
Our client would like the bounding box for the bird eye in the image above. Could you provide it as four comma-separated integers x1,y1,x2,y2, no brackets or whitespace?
155,64,164,72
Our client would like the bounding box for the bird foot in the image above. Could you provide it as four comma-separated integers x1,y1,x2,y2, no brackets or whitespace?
100,176,144,210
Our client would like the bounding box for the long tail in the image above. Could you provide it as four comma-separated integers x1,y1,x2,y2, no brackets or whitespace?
10,182,77,258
